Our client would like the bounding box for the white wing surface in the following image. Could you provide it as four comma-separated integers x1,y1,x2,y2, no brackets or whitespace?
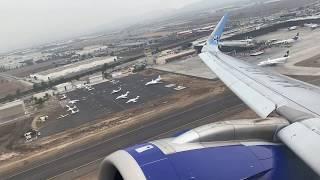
200,14,320,175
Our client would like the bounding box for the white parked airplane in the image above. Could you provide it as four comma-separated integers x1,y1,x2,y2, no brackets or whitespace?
66,104,77,112
60,94,67,100
145,75,162,86
116,91,130,99
75,84,83,89
304,23,319,30
126,96,140,104
58,114,69,119
258,50,290,66
250,51,264,56
84,84,94,91
288,26,297,31
68,99,80,104
70,108,79,114
111,87,122,94
270,33,299,46
111,80,120,85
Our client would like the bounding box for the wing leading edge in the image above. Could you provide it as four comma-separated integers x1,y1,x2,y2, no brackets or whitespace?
200,14,320,175
200,14,320,121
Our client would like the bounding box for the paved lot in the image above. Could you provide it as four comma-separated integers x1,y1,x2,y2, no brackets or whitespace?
153,55,217,80
242,27,320,76
40,72,176,137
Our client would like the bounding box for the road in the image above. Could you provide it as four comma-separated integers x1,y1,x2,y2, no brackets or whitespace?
4,93,245,180
0,73,33,86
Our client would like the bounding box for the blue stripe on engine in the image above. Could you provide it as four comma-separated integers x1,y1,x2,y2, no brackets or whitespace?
126,144,317,180
126,143,180,179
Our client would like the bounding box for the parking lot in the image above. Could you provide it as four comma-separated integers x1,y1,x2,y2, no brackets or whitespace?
40,71,178,137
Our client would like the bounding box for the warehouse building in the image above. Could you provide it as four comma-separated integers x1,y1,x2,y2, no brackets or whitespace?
54,82,73,94
30,56,117,82
88,74,104,84
156,49,196,64
75,45,109,57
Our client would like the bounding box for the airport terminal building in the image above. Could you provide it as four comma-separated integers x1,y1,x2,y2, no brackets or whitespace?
30,56,117,82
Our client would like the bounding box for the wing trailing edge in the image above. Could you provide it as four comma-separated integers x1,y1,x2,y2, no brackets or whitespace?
278,118,320,175
199,52,276,118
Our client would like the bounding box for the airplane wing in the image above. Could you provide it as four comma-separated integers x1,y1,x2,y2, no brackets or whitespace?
200,14,320,175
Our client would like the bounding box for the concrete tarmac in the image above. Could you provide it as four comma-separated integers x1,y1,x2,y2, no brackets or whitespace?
4,92,244,180
40,73,174,137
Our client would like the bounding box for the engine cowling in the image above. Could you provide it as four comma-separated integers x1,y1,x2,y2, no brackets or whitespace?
98,118,318,180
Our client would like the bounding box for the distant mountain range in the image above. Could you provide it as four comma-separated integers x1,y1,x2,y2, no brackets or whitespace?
92,0,254,34
182,0,249,12
76,0,280,39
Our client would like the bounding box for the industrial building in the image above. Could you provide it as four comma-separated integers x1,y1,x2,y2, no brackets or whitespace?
0,100,26,122
88,74,104,84
219,39,257,52
33,90,55,99
156,49,196,64
54,82,73,94
30,56,117,82
75,45,109,57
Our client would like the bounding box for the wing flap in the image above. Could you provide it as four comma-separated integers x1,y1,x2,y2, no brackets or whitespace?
200,52,276,118
278,118,320,174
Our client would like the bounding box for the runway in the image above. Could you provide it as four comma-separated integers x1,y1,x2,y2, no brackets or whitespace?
5,92,245,180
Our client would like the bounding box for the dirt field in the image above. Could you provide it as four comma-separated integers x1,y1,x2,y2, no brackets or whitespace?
0,76,31,98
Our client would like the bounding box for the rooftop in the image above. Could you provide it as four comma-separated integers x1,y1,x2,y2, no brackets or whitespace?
35,56,116,76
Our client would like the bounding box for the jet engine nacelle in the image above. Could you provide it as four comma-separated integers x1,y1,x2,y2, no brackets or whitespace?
172,117,288,144
99,117,316,180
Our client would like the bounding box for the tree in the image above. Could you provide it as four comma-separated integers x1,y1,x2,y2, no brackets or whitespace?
5,94,14,101
45,93,50,99
103,72,109,79
33,83,39,89
38,98,44,105
40,81,48,88
34,97,44,105
102,63,108,72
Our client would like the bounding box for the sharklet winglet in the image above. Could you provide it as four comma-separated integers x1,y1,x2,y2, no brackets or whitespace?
207,13,229,47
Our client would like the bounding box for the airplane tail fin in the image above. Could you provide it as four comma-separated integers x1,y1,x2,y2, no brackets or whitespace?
206,13,229,48
284,50,290,57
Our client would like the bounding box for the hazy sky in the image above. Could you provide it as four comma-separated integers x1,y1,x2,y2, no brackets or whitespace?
0,0,200,53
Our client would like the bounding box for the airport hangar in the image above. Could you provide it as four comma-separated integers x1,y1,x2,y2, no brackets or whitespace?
30,56,117,82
